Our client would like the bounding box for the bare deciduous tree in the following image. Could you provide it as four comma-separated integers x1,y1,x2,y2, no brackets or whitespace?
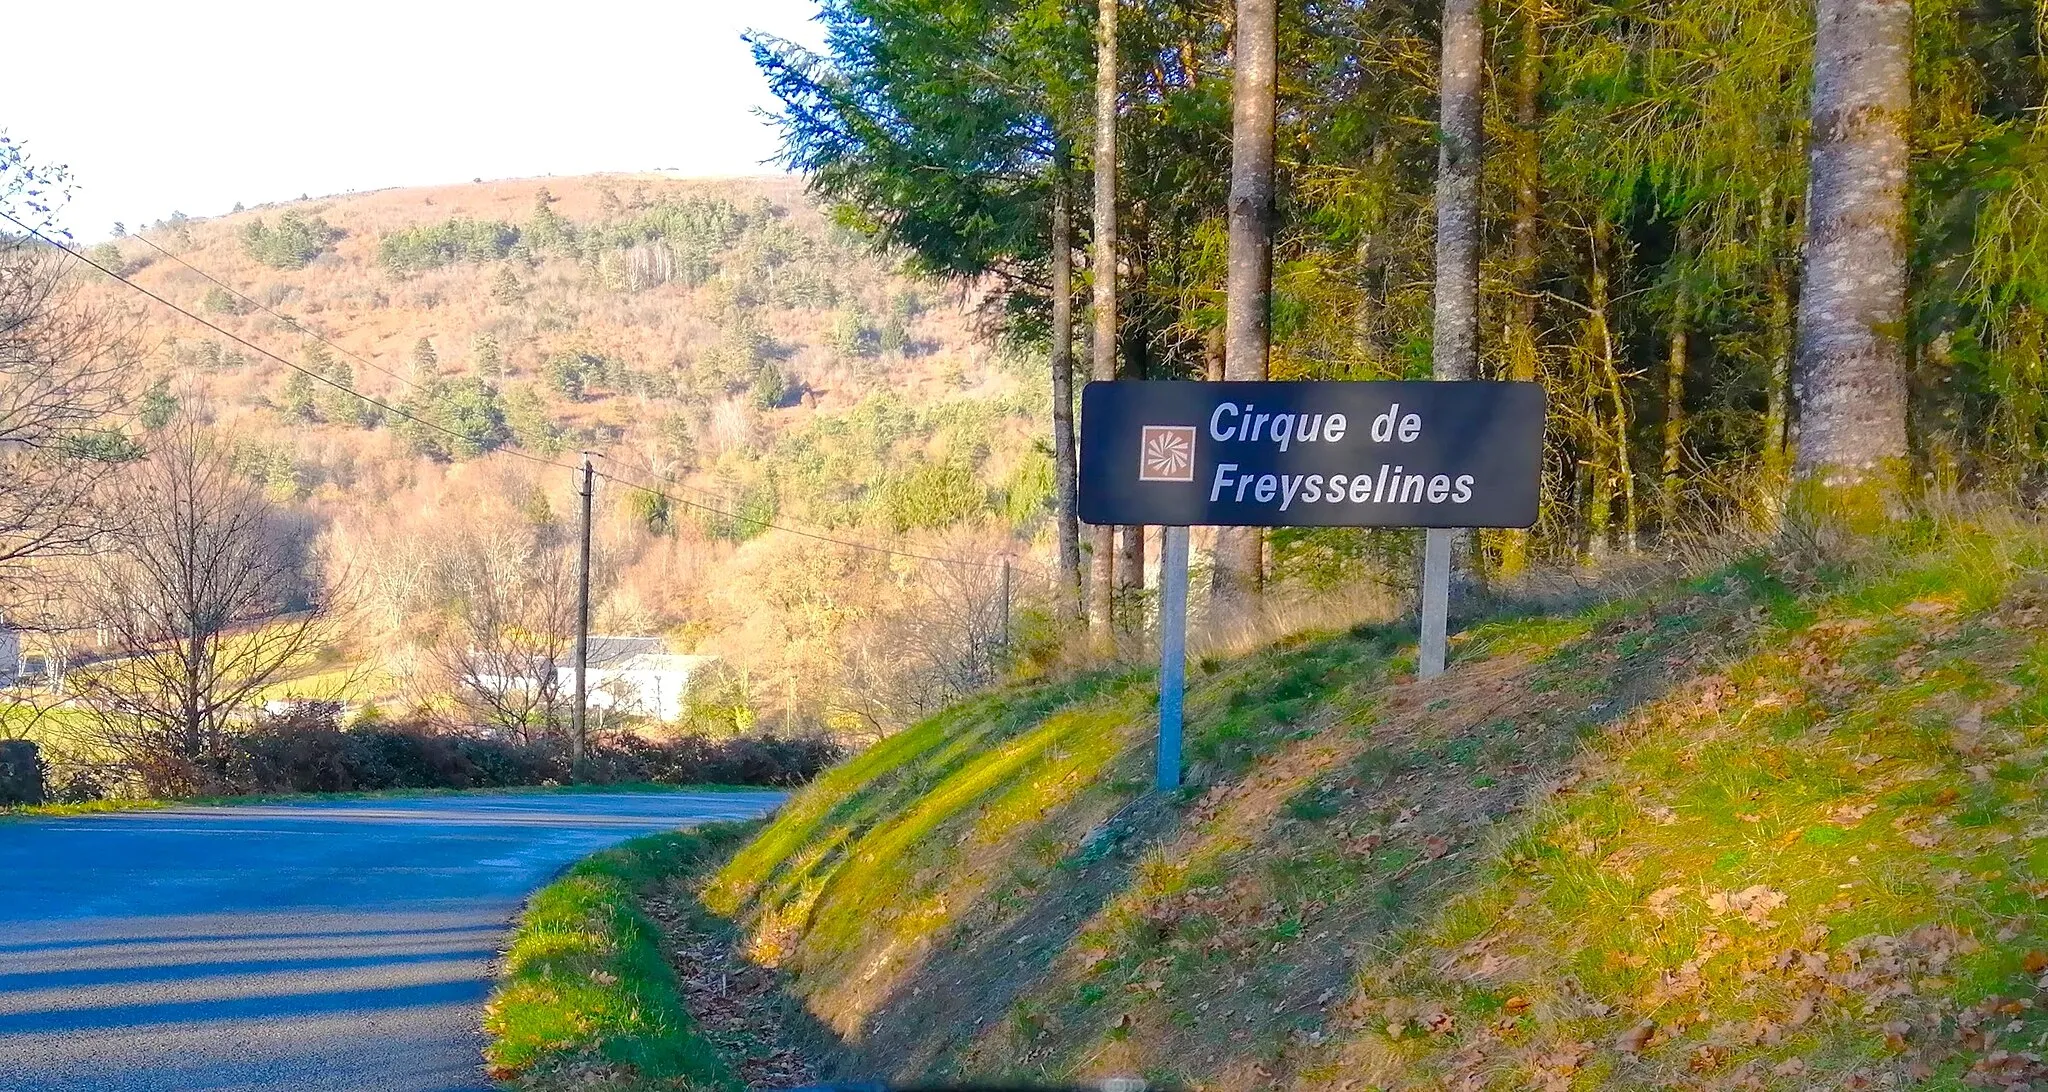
71,426,326,796
0,241,133,591
428,522,579,741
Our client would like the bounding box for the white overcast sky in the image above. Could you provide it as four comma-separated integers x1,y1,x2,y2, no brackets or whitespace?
9,0,826,241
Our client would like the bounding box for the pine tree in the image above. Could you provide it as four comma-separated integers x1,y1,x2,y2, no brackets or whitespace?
828,310,870,359
473,332,503,377
411,336,439,381
138,378,178,431
505,385,565,454
544,353,588,401
318,361,376,428
1498,0,1547,575
280,371,318,421
490,265,522,305
524,190,571,254
300,341,334,376
202,286,246,315
878,312,907,356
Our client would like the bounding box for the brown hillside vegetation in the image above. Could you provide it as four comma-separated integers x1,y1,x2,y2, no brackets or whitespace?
98,176,997,416
72,175,1051,733
678,511,2048,1090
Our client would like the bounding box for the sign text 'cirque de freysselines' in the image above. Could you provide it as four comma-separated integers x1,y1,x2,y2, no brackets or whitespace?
1078,380,1544,529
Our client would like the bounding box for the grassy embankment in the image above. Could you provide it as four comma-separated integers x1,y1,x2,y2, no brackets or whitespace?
485,824,759,1091
680,511,2048,1090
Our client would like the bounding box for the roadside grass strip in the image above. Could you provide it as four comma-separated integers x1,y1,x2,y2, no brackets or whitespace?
485,825,755,1091
3,781,759,821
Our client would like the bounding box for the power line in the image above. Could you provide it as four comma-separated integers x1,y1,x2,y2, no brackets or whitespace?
121,217,1041,573
125,231,421,394
6,210,1037,575
2,208,563,472
589,465,1026,571
584,451,1041,573
113,218,1026,570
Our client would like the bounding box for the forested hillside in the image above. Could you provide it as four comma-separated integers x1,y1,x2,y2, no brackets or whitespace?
69,174,1052,737
755,0,2048,621
477,2,2048,1086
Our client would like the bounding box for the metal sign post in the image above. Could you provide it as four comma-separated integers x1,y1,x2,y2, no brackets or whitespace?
1078,380,1542,792
1418,528,1453,678
1156,526,1190,791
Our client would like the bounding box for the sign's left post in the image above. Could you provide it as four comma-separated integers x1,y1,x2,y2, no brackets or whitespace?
1156,526,1191,791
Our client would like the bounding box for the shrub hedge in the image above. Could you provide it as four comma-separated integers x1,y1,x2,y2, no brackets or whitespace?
28,702,844,804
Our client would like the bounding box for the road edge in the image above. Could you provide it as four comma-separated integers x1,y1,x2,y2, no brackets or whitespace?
481,823,759,1090
2,782,769,822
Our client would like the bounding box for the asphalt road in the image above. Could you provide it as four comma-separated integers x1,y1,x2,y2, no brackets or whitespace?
0,790,786,1092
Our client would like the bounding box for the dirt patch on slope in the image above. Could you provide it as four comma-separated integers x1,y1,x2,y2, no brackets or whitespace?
640,882,834,1089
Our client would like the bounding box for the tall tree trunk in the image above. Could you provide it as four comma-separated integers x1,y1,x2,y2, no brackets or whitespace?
1793,0,1912,482
1435,0,1485,588
1500,3,1543,577
1353,233,1380,367
1586,429,1614,562
1352,138,1394,372
1659,236,1692,534
1764,251,1795,493
1050,147,1083,625
1590,216,1638,554
1119,526,1146,637
1117,205,1147,638
1434,0,1483,384
1088,0,1120,653
1211,0,1277,610
1659,316,1689,532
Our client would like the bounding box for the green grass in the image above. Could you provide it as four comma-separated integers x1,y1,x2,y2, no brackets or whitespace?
484,824,757,1090
2,797,175,819
1344,520,2048,1089
674,512,2048,1089
252,661,397,703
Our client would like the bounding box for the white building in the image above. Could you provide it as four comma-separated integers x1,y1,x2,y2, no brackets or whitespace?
568,637,716,723
0,626,69,688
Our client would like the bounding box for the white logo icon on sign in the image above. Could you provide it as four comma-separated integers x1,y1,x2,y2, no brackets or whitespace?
1138,425,1197,482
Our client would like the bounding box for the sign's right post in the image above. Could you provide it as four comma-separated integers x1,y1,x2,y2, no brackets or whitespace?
1418,527,1453,678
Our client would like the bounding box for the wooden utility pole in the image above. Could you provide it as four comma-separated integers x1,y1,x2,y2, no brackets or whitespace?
572,453,594,773
1000,558,1013,656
